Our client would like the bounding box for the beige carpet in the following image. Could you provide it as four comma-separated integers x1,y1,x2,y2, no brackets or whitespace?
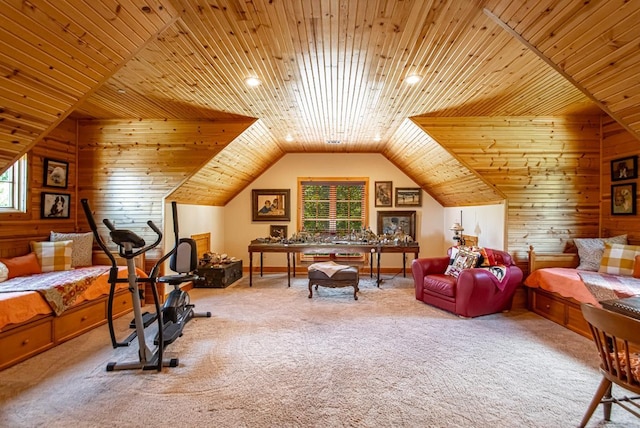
0,274,638,428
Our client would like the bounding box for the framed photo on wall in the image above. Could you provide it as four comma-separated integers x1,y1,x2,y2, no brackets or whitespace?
374,181,392,207
611,156,638,182
252,189,290,221
395,187,422,207
270,225,288,239
41,192,71,219
43,158,69,189
611,183,636,216
377,210,416,239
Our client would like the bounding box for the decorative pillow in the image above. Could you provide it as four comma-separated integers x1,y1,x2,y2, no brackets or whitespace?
0,252,42,278
445,248,480,278
478,247,497,267
574,234,628,271
50,231,94,267
599,243,640,276
0,262,7,282
30,240,73,272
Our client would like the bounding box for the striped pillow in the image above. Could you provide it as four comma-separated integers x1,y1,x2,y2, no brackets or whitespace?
599,243,640,276
30,240,73,272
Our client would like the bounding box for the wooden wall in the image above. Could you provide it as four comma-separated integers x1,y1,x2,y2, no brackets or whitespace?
412,116,602,272
601,118,640,241
76,118,253,263
0,118,78,257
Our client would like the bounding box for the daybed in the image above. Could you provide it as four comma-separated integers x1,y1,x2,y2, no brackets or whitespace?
525,236,640,338
0,233,145,371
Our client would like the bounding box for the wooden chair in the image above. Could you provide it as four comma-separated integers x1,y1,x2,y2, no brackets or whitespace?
579,303,640,427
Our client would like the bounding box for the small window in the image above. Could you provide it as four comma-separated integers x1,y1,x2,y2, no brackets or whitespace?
0,154,27,212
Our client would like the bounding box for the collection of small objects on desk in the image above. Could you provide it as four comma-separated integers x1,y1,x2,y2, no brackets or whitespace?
252,227,416,246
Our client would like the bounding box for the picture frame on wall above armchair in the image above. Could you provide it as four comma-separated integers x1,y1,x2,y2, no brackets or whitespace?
377,210,416,239
252,189,290,221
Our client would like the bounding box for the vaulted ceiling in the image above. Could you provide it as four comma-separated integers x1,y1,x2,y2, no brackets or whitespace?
2,0,639,206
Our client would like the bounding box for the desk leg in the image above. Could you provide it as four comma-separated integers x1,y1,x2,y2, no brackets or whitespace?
287,252,291,287
260,253,263,277
293,254,296,277
370,255,373,278
249,252,253,287
377,252,381,287
402,253,407,277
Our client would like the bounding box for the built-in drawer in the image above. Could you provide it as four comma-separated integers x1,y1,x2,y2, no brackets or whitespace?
566,303,591,338
0,319,53,370
54,301,106,342
531,290,565,326
111,291,133,318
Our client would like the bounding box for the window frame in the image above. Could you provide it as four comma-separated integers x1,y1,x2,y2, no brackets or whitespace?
297,177,369,263
0,153,28,214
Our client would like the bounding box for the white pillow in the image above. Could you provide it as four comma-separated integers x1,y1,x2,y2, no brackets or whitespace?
50,231,94,267
0,261,8,282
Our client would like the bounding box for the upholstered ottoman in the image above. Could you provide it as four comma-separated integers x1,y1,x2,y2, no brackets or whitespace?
308,263,359,300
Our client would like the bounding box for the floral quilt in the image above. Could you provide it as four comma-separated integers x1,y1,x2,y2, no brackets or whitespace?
0,266,110,315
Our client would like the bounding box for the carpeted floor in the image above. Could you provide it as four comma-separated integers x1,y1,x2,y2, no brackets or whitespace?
0,273,638,427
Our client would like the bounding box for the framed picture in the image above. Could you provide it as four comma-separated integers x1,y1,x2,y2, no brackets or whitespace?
374,181,392,207
611,156,638,182
43,158,69,188
377,210,416,239
252,189,290,221
611,183,636,216
395,187,422,207
270,225,288,239
41,192,71,219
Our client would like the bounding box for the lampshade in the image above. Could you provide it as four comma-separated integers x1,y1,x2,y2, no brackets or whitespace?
449,222,464,232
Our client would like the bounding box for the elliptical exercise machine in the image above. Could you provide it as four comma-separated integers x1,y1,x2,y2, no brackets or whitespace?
81,199,210,372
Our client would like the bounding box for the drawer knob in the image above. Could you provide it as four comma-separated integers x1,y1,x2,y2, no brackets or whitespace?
545,304,550,309
22,339,29,345
81,316,88,321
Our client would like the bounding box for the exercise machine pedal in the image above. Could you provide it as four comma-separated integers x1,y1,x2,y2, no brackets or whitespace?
130,311,157,329
155,321,182,346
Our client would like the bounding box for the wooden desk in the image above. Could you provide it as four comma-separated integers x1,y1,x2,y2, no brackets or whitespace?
247,241,419,287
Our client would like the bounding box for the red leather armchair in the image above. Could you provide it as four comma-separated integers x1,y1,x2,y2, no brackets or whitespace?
411,248,523,317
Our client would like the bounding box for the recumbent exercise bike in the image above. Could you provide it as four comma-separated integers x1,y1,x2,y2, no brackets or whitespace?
81,199,210,372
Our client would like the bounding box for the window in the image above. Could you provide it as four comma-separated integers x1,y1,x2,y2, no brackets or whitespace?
299,178,368,262
0,154,27,212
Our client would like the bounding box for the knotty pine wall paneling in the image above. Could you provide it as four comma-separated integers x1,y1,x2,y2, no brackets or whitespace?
0,118,78,257
601,118,640,242
76,118,254,264
412,116,602,272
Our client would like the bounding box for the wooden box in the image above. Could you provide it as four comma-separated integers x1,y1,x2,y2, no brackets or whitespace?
195,261,243,288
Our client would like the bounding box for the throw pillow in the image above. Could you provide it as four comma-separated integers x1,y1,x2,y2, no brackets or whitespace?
599,243,640,276
478,247,497,267
0,253,42,278
574,234,628,271
50,231,94,267
0,261,9,282
444,248,480,278
634,255,640,279
30,240,73,272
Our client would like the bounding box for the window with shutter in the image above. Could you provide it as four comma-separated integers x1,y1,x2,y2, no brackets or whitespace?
299,178,368,262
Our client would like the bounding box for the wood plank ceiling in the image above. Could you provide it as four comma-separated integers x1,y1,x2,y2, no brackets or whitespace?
1,0,639,206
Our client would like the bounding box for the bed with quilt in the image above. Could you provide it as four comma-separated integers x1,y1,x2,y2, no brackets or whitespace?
525,234,640,338
0,232,145,371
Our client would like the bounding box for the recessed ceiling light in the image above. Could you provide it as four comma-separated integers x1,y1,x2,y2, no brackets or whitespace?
245,77,262,87
373,135,381,142
404,75,422,84
117,88,126,94
285,134,294,142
